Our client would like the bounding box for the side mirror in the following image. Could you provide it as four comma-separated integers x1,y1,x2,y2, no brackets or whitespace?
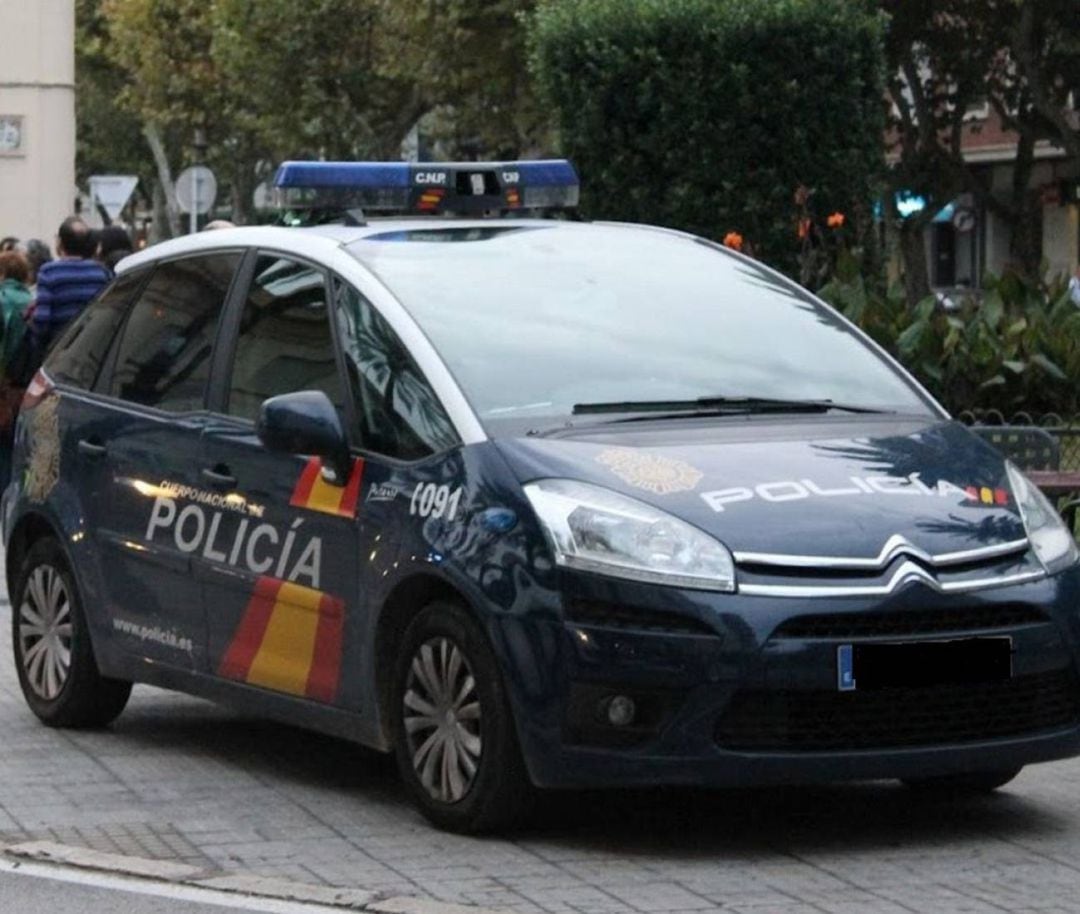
257,390,351,485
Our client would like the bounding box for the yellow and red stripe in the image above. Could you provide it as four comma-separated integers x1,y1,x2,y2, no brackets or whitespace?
290,457,364,519
218,576,345,702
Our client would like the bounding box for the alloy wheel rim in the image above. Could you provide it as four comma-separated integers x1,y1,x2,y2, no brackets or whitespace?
19,565,73,701
403,636,483,804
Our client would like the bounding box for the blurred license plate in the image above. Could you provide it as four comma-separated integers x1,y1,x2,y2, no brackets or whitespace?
836,638,1012,692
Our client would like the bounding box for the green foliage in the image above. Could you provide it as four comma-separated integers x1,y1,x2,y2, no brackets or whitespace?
820,269,1080,416
528,0,886,275
84,0,546,225
75,0,151,190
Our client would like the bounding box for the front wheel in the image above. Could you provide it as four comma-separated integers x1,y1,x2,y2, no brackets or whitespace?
392,601,533,832
902,768,1022,794
12,538,131,728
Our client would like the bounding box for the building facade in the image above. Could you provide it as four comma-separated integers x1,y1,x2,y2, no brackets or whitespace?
0,0,76,245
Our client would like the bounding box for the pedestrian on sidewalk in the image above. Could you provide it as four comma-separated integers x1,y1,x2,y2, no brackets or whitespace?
18,238,52,293
28,217,110,359
96,224,134,273
0,250,32,489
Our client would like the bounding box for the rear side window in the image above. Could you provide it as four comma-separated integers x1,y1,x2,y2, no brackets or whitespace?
226,255,344,422
45,269,148,390
108,253,240,411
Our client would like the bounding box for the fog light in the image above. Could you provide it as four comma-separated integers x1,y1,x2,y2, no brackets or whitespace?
604,694,637,728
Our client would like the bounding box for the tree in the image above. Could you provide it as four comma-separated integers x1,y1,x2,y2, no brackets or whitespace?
85,0,548,233
103,0,270,228
75,0,157,226
883,0,1080,300
211,0,546,162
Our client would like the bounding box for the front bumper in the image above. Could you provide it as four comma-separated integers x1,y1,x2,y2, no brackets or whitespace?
500,564,1080,790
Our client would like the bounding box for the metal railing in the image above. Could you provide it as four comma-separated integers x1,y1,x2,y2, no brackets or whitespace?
957,411,1080,537
956,411,1080,472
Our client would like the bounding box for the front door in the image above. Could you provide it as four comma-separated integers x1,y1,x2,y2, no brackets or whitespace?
94,252,242,672
199,254,363,707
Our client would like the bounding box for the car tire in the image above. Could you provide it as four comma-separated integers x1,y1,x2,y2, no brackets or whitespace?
12,538,131,728
901,767,1022,794
392,600,534,833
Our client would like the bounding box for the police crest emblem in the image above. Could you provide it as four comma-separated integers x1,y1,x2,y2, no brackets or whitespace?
595,448,702,495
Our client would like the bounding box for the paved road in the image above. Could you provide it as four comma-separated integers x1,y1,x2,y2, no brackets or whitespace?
4,576,1080,913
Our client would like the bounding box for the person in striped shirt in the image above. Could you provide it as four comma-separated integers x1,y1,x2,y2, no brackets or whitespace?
29,217,111,353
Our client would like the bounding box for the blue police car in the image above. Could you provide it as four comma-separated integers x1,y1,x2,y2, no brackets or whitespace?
4,161,1079,832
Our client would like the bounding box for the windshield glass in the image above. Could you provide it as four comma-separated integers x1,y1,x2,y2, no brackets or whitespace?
348,225,934,433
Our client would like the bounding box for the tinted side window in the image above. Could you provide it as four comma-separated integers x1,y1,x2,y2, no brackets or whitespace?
45,269,148,390
226,255,343,423
333,279,458,460
109,254,239,411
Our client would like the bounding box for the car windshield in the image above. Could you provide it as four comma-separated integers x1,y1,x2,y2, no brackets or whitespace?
348,225,934,434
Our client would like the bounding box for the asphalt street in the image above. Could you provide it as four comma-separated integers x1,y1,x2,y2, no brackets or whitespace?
4,570,1080,913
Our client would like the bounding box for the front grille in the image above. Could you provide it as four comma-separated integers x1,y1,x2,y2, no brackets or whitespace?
565,599,717,636
772,604,1048,640
715,669,1080,751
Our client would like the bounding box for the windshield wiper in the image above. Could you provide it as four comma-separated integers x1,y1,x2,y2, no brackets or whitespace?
571,396,891,417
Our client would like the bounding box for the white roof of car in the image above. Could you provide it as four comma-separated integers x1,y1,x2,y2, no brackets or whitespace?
114,218,703,275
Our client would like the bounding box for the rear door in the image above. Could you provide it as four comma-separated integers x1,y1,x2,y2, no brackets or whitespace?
92,251,242,672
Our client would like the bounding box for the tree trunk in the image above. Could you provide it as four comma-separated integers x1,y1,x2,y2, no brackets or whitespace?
143,123,181,238
1009,190,1043,279
149,181,169,245
898,217,931,306
1007,130,1042,279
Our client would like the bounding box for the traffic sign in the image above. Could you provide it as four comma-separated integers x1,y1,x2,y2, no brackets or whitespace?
176,165,217,215
89,175,138,220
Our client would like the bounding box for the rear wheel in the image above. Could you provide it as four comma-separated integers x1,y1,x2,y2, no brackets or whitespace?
902,767,1022,794
392,601,533,832
12,538,131,728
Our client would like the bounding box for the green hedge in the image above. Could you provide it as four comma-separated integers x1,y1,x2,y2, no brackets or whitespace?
528,0,886,276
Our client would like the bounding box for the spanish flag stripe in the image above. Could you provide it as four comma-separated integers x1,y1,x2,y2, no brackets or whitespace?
305,592,346,702
338,459,365,518
289,458,322,508
218,576,283,681
245,581,322,696
305,468,347,516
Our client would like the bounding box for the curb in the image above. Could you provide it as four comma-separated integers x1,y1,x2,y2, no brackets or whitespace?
4,841,509,914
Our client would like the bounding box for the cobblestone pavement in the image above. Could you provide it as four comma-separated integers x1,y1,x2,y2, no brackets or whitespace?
4,581,1080,914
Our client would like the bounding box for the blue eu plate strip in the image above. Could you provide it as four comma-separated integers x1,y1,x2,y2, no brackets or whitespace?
837,644,856,691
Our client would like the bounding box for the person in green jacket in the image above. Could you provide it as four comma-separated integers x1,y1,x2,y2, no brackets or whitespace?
0,249,32,488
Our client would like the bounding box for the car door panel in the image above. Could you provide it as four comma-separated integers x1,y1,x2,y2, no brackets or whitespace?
200,254,363,709
91,253,242,672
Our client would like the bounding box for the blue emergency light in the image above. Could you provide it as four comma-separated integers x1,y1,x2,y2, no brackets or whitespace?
272,159,579,220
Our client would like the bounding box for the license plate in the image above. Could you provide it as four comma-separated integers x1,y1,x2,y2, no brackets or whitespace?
837,638,1012,692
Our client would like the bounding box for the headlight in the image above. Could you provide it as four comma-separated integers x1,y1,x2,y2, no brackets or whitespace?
1006,462,1079,575
523,478,736,591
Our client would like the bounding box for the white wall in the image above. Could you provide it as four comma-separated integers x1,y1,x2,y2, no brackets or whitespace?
0,0,75,245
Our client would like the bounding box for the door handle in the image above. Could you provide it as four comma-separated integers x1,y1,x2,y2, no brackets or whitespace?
77,438,107,458
201,466,237,489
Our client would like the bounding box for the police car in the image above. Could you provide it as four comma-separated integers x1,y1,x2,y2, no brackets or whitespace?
4,161,1079,833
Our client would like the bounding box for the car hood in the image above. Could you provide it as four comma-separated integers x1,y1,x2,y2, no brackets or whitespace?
494,414,1026,560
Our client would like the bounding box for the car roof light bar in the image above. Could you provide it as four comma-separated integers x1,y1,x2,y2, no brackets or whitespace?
273,160,580,221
